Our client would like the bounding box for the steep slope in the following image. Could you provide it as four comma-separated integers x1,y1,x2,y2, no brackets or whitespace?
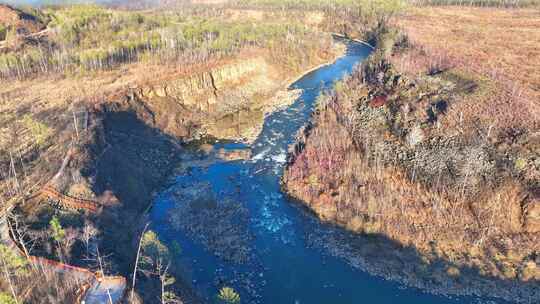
283,13,540,303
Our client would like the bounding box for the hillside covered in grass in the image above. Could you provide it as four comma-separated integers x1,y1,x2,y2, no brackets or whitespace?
284,2,539,302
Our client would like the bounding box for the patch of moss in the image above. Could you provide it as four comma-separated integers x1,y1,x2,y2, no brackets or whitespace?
21,114,52,147
514,157,528,171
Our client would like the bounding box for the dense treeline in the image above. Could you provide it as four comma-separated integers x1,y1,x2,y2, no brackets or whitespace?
231,0,405,24
231,0,405,44
409,0,540,7
236,0,538,8
0,0,411,79
233,0,403,10
0,4,324,79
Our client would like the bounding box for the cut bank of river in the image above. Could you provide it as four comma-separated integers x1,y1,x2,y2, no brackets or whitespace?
150,42,504,304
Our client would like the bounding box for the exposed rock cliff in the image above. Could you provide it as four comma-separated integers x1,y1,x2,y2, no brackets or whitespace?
119,44,343,141
0,36,341,302
127,55,314,142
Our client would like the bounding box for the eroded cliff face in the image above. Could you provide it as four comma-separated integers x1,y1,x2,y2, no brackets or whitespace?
0,27,347,301
0,40,342,302
131,57,277,142
125,50,339,143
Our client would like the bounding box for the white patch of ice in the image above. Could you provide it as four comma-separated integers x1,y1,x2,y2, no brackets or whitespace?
271,151,287,164
252,148,271,161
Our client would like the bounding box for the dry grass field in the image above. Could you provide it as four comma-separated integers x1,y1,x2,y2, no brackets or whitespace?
391,6,540,144
396,6,540,95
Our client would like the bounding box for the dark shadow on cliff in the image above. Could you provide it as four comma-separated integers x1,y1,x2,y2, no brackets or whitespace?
81,100,202,303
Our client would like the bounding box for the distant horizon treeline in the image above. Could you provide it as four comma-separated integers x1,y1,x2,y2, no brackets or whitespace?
0,0,407,80
408,0,540,7
0,4,328,79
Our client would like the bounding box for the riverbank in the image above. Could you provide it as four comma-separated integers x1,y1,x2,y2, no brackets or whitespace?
0,30,345,304
283,6,539,303
149,40,375,304
236,41,347,143
0,3,346,302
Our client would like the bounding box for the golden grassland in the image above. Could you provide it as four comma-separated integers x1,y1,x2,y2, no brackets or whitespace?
393,6,540,134
396,6,540,95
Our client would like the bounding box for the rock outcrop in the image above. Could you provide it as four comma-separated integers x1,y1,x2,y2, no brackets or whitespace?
126,56,303,142
116,46,340,143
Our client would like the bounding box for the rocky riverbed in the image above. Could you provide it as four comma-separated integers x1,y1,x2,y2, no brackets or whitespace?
168,182,254,264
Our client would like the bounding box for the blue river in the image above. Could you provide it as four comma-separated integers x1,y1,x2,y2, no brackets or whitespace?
2,0,518,301
149,42,507,304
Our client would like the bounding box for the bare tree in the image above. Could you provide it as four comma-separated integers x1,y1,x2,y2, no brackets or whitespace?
8,151,20,195
0,242,27,304
0,254,19,304
81,221,98,257
95,246,114,304
8,214,36,260
156,262,181,304
130,223,149,303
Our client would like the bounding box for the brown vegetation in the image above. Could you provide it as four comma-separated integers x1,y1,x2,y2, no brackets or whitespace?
284,6,540,302
393,6,540,130
0,4,45,36
36,184,101,213
0,2,349,303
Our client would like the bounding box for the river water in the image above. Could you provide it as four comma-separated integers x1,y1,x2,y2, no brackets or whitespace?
150,42,499,304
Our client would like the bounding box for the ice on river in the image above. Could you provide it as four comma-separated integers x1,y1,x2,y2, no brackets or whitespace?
252,147,271,161
270,150,287,164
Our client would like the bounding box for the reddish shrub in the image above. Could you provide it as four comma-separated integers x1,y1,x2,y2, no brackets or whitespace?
369,95,387,108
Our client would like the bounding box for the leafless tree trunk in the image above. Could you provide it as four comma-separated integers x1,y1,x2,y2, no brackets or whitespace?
96,246,114,304
130,223,149,303
52,140,74,182
8,214,34,261
160,262,168,304
9,152,20,194
82,221,98,257
73,109,80,140
1,255,19,304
